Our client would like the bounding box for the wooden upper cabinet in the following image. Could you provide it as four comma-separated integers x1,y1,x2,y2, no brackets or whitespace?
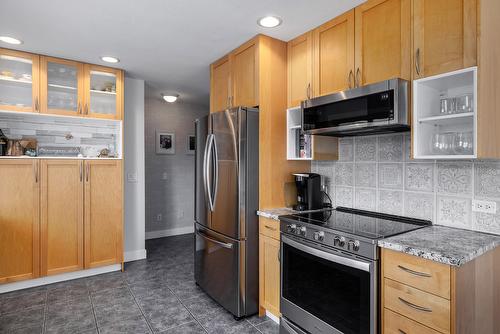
210,56,231,113
0,160,40,284
40,160,84,276
0,48,40,113
84,160,123,268
84,64,124,120
313,10,355,96
231,39,258,108
40,56,84,116
287,32,313,107
413,0,477,79
354,0,411,86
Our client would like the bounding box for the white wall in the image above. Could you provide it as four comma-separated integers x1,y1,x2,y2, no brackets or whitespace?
144,93,207,239
123,77,146,261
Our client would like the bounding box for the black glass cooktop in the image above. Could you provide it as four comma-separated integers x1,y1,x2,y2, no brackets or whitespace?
282,207,431,240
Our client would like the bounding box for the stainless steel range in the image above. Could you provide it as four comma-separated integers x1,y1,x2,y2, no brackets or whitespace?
279,207,431,334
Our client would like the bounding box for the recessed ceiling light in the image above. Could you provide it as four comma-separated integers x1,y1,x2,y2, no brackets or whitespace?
100,56,119,63
257,16,282,28
0,36,23,45
162,94,179,103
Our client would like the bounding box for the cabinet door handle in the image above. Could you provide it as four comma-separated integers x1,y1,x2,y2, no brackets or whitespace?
34,97,39,112
398,265,432,278
79,161,83,182
306,83,311,100
264,225,277,231
84,103,89,115
355,68,361,87
348,70,354,89
278,249,281,262
85,163,89,182
33,161,38,183
78,102,82,114
398,330,407,334
398,297,433,313
415,48,421,76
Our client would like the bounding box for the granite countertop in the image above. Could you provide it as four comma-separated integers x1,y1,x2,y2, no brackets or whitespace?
378,225,500,267
256,207,327,221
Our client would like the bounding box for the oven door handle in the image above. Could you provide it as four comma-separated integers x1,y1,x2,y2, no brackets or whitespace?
282,236,371,272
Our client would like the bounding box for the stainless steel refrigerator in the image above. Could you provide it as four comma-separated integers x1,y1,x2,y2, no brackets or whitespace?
194,107,259,318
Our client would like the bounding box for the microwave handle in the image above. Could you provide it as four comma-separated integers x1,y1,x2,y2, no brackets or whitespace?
282,236,370,272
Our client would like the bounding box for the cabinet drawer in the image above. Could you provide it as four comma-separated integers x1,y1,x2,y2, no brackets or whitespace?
384,278,450,334
259,218,280,240
382,249,451,299
384,308,441,334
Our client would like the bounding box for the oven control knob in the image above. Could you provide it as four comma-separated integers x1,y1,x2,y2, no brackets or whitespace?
314,231,325,241
348,240,361,251
287,224,297,233
334,236,346,247
299,226,307,236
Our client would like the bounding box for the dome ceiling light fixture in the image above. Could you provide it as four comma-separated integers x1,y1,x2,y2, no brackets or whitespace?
0,36,23,45
257,16,283,28
100,56,120,63
162,94,179,103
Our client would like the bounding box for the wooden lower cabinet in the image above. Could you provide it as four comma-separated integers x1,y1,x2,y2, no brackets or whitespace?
259,225,281,317
40,160,84,276
381,248,500,333
84,160,123,268
0,160,40,283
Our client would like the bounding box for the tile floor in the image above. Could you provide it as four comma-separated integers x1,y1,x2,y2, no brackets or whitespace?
0,234,279,334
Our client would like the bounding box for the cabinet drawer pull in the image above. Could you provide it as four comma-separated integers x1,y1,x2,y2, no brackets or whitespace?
398,330,407,334
85,103,89,115
33,161,38,183
398,297,433,313
86,163,89,182
35,97,39,112
79,162,83,182
355,68,361,87
78,102,82,114
306,83,311,100
398,265,432,278
348,70,354,89
415,48,421,76
264,225,277,231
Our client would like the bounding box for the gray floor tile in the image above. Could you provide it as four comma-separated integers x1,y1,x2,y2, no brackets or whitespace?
0,288,46,315
168,281,205,301
98,314,152,334
93,298,142,328
139,298,194,332
0,305,44,333
182,294,224,319
91,286,134,306
198,311,259,334
47,284,89,304
86,272,127,292
159,321,206,334
128,278,173,298
246,315,272,326
45,298,96,334
254,321,279,334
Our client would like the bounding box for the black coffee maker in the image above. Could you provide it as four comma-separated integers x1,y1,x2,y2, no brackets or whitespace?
0,129,7,156
292,173,323,211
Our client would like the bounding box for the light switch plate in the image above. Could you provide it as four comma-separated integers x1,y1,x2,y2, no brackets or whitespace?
127,172,138,183
472,199,497,214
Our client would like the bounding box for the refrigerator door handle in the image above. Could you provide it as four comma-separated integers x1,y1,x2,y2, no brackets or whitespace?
203,134,214,211
212,134,219,210
196,229,233,249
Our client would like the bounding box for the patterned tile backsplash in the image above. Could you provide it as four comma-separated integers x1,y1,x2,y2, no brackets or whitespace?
0,112,121,157
312,133,500,235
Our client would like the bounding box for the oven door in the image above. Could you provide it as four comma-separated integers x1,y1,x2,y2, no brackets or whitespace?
280,235,377,334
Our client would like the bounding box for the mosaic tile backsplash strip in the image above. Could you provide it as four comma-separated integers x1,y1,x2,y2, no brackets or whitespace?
0,112,121,157
312,133,500,235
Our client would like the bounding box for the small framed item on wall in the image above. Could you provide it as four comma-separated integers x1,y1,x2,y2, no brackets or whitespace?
156,131,175,155
187,135,195,155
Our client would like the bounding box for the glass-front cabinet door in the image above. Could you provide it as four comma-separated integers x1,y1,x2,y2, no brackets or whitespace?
40,56,83,116
0,48,39,112
84,64,123,120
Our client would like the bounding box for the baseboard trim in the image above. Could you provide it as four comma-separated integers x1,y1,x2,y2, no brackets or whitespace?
124,249,147,262
146,226,194,240
0,264,121,294
266,310,280,324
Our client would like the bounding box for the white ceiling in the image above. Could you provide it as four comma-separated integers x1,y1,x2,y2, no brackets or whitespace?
0,0,363,106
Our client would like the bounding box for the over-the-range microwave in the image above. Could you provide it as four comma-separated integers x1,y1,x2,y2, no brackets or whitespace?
301,78,410,137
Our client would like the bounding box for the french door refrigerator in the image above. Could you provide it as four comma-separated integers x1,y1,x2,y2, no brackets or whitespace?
194,107,259,318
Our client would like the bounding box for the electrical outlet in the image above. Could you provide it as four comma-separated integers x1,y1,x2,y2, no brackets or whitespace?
127,172,138,183
162,172,168,180
472,200,497,214
156,214,162,222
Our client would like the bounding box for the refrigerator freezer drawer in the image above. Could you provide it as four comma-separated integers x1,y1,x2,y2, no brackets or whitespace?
194,224,243,316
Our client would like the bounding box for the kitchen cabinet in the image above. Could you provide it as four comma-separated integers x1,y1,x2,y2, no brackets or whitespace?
381,248,500,333
84,160,123,268
210,55,231,112
287,32,313,107
231,39,258,108
0,48,40,113
413,0,477,79
354,0,411,86
259,217,281,317
40,56,84,116
40,160,84,276
84,64,124,120
313,10,355,96
0,160,40,284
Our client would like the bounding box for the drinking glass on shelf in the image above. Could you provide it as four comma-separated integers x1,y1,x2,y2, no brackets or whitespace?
431,132,454,155
455,94,473,113
439,97,456,115
453,131,473,155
